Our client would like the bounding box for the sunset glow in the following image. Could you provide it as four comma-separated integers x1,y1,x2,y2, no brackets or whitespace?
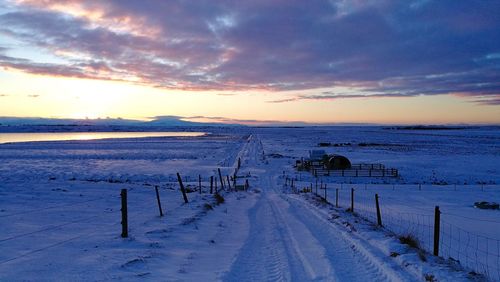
1,0,499,124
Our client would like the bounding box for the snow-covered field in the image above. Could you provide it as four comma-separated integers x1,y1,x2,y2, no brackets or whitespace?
0,126,499,281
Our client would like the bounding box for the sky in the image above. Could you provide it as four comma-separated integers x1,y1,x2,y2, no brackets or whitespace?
0,0,499,125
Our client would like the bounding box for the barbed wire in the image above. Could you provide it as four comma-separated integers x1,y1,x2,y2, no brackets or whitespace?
0,215,100,243
0,220,121,266
0,196,107,218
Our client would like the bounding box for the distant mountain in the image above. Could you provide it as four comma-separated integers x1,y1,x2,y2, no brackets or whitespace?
0,117,141,126
144,116,229,127
0,116,223,127
0,116,238,133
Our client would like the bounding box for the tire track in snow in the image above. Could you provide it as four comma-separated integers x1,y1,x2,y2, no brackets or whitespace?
222,194,290,281
223,169,334,281
224,134,419,281
285,195,419,281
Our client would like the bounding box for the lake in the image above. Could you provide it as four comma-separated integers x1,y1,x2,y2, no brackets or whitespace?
0,132,205,144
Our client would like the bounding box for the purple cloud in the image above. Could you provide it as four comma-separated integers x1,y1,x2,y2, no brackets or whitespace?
0,0,499,104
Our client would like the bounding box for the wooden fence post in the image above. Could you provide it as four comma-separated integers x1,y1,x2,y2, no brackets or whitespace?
218,168,225,191
176,173,189,203
226,175,232,191
336,188,339,208
121,189,128,238
433,206,441,256
375,194,382,226
210,176,213,194
215,176,218,193
351,188,354,212
324,184,327,202
155,186,164,217
199,175,202,194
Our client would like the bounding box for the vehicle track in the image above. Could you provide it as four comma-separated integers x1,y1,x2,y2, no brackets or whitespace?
224,135,419,281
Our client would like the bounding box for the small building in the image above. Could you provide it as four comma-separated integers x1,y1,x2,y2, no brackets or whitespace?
325,154,352,170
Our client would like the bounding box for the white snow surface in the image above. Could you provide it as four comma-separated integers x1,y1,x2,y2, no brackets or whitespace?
0,126,499,281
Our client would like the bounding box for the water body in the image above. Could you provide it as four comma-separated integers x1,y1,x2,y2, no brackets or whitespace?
0,132,205,144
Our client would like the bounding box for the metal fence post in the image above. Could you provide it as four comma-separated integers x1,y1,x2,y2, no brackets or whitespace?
351,188,354,212
176,173,189,203
336,188,339,208
121,189,128,238
375,194,382,226
433,206,441,256
155,186,163,217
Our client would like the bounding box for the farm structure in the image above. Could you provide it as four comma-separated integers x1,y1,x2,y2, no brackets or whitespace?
296,150,398,178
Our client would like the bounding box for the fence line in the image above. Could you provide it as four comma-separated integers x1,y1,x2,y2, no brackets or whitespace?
283,175,500,281
313,168,399,178
348,190,499,281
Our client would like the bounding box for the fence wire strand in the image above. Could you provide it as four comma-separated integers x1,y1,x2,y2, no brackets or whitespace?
352,190,500,281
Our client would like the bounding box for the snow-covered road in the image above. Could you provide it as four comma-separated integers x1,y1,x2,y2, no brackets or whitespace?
224,175,419,281
224,136,419,281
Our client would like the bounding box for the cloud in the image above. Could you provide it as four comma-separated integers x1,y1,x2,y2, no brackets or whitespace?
27,94,39,98
180,115,312,126
216,93,237,96
267,91,421,103
267,98,300,103
454,94,500,106
0,0,499,101
473,99,500,106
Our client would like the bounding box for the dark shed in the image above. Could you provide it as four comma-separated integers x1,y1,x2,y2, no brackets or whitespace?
325,154,351,170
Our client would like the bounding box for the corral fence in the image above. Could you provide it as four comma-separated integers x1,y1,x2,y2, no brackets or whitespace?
283,178,500,281
310,162,398,177
312,167,399,178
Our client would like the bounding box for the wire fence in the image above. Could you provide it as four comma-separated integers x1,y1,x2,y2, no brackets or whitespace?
355,195,434,251
0,169,248,268
351,191,500,281
0,196,121,266
284,175,500,281
440,218,500,281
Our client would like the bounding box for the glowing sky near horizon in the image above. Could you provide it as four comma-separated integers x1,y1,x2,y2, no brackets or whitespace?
0,0,499,124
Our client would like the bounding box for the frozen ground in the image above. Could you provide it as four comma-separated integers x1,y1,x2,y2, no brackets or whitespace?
0,126,498,281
